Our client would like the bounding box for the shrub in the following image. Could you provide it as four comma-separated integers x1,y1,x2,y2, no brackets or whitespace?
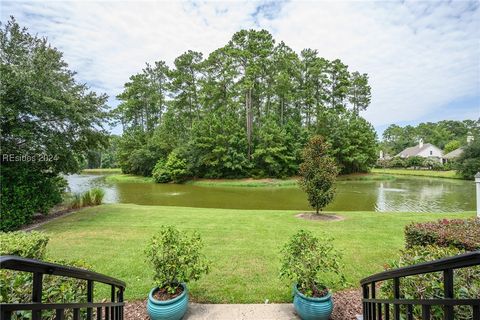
152,159,171,183
279,230,345,298
298,135,339,214
423,158,444,171
0,231,91,319
152,151,190,184
405,218,480,251
81,190,94,206
406,156,424,168
0,231,49,259
389,157,406,168
456,139,480,179
0,164,66,231
379,246,480,320
90,188,105,205
145,226,209,294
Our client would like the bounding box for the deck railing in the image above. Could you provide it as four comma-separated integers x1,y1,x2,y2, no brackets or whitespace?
360,250,480,320
0,255,126,320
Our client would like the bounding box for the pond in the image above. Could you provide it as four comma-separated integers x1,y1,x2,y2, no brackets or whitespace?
66,174,475,213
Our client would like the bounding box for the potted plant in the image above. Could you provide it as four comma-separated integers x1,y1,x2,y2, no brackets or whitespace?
145,226,209,320
280,230,345,320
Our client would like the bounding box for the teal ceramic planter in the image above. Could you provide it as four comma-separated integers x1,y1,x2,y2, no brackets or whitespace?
147,283,188,320
293,284,333,320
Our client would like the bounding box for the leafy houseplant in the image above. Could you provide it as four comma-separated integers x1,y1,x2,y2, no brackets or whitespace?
280,230,344,320
145,226,209,320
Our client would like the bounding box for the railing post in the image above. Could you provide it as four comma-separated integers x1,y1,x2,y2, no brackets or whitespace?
87,280,93,320
422,305,431,320
393,277,400,320
443,269,454,320
32,272,43,320
363,284,369,320
55,309,65,320
371,281,376,320
111,285,116,320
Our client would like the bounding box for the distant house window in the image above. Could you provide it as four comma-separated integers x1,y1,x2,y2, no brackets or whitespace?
430,150,432,155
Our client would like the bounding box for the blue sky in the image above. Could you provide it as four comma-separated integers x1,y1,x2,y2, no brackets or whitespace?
1,0,479,137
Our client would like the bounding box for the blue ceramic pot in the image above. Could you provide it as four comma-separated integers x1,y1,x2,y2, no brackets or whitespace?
293,284,333,320
147,283,188,320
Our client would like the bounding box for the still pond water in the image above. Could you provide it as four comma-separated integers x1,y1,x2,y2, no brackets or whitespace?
66,174,475,213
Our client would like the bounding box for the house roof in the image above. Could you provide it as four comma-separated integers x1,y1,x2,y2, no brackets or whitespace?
396,143,442,158
443,147,464,159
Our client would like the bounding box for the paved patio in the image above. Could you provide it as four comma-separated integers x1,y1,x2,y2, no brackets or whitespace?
184,303,298,320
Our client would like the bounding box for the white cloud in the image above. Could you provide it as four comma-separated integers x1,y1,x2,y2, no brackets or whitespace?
1,0,479,129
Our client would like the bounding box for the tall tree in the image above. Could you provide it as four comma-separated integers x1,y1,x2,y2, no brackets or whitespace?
348,71,371,114
0,18,109,230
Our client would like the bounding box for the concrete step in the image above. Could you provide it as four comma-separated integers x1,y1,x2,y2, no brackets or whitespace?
184,303,299,320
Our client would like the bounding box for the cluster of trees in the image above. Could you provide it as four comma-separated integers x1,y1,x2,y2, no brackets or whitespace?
381,120,479,155
113,29,377,180
0,18,109,231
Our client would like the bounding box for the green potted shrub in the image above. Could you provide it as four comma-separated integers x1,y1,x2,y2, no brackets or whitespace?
145,226,209,320
280,230,345,320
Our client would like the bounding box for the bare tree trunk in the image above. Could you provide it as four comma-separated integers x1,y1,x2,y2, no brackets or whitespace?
246,88,253,160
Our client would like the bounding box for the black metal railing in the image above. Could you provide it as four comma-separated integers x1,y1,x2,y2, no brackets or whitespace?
360,250,480,320
0,255,126,320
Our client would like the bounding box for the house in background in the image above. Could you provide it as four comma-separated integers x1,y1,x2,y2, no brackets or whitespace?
443,135,474,163
396,139,443,163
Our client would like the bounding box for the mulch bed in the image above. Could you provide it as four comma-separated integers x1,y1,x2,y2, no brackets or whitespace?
295,212,345,221
21,207,78,231
124,288,362,320
331,288,362,320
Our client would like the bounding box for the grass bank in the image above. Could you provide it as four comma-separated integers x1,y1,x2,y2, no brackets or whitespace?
101,173,396,188
371,168,461,179
104,174,154,184
82,168,122,174
38,204,474,302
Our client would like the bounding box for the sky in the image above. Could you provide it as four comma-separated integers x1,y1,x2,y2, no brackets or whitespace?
1,0,479,136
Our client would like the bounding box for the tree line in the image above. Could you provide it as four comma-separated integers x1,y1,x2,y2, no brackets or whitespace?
381,120,479,156
113,29,377,180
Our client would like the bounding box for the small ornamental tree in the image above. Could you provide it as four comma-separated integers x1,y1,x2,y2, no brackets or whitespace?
299,135,339,214
145,226,209,296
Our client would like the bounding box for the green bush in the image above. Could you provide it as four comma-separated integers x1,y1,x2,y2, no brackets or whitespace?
279,230,345,298
152,159,171,183
0,231,49,259
0,164,65,231
152,151,190,184
0,231,91,319
90,188,105,205
423,158,444,171
389,157,406,168
405,218,480,251
145,226,209,294
379,246,480,320
456,140,480,179
406,156,425,168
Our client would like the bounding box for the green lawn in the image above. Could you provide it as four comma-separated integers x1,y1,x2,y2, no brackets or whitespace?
38,204,474,303
371,168,461,179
